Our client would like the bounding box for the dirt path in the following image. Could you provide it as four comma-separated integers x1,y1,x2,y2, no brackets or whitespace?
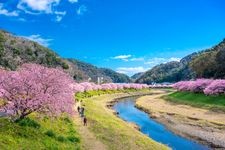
136,90,225,149
74,102,107,150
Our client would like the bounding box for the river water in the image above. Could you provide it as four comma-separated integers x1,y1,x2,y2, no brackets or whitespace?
113,97,210,150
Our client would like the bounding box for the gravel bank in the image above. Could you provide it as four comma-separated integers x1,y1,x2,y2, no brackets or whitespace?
136,90,225,149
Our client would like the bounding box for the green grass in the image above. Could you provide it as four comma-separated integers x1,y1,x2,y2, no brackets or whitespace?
75,88,150,101
0,115,80,150
80,91,169,150
164,91,225,112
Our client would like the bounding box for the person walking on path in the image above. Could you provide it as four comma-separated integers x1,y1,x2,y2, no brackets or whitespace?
77,106,80,113
80,107,85,117
83,116,87,126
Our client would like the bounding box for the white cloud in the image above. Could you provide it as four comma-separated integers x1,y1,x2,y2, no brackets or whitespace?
130,57,144,61
55,15,63,22
116,67,148,75
17,0,60,14
77,5,87,15
68,0,78,3
1,0,81,22
111,54,145,62
21,34,53,47
54,11,66,15
144,57,166,65
54,11,66,22
111,54,132,61
18,18,26,21
0,3,19,17
144,57,181,65
17,0,68,22
168,57,181,62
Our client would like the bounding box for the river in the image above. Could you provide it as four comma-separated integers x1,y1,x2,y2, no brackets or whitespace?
113,96,210,150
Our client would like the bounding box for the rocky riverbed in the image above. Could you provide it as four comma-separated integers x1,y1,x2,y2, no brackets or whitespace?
135,90,225,149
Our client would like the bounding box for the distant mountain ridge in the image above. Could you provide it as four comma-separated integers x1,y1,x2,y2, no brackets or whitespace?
67,59,131,83
0,30,131,83
131,72,144,80
136,39,225,84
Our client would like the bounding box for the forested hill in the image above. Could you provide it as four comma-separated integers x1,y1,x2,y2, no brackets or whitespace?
190,39,225,78
131,72,144,80
136,39,225,84
0,30,131,83
67,59,131,83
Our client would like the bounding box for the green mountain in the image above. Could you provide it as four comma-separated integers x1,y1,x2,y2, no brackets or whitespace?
131,72,144,80
0,30,130,83
190,39,225,78
135,60,195,84
67,59,131,83
0,30,69,70
136,39,225,84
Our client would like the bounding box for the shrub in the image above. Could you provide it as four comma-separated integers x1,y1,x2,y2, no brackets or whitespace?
13,48,21,56
57,135,67,142
63,117,72,124
45,130,56,137
67,136,80,143
26,48,33,56
17,118,40,129
62,62,69,69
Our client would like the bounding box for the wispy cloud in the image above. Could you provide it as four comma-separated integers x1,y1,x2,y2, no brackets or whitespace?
112,55,181,75
111,54,145,62
54,11,66,22
17,0,60,14
0,3,19,17
16,0,69,22
144,57,181,65
130,57,144,61
168,57,181,61
2,0,83,22
18,18,26,21
68,0,78,3
111,54,132,61
116,66,148,75
21,34,53,47
77,5,87,15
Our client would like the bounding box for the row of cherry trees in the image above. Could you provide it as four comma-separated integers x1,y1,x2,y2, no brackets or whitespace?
0,64,149,121
71,82,149,93
173,79,225,95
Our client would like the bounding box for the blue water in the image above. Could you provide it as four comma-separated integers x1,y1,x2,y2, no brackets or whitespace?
113,97,210,150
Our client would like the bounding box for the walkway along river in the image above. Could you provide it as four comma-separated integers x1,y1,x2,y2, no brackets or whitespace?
113,96,209,150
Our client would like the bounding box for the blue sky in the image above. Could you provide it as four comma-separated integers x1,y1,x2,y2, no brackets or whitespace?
0,0,225,76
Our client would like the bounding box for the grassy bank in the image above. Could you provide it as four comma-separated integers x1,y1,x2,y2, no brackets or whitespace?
164,91,225,112
75,88,148,101
0,115,80,150
78,90,169,150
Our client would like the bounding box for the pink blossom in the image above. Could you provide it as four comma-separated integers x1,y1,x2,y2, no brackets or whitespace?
0,64,75,121
204,80,225,95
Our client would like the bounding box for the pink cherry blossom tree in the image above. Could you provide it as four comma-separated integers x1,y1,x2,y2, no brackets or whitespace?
189,79,213,93
0,64,75,121
204,80,225,95
173,79,225,96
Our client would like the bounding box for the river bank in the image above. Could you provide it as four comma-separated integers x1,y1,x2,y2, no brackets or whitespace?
136,90,225,149
76,90,169,150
